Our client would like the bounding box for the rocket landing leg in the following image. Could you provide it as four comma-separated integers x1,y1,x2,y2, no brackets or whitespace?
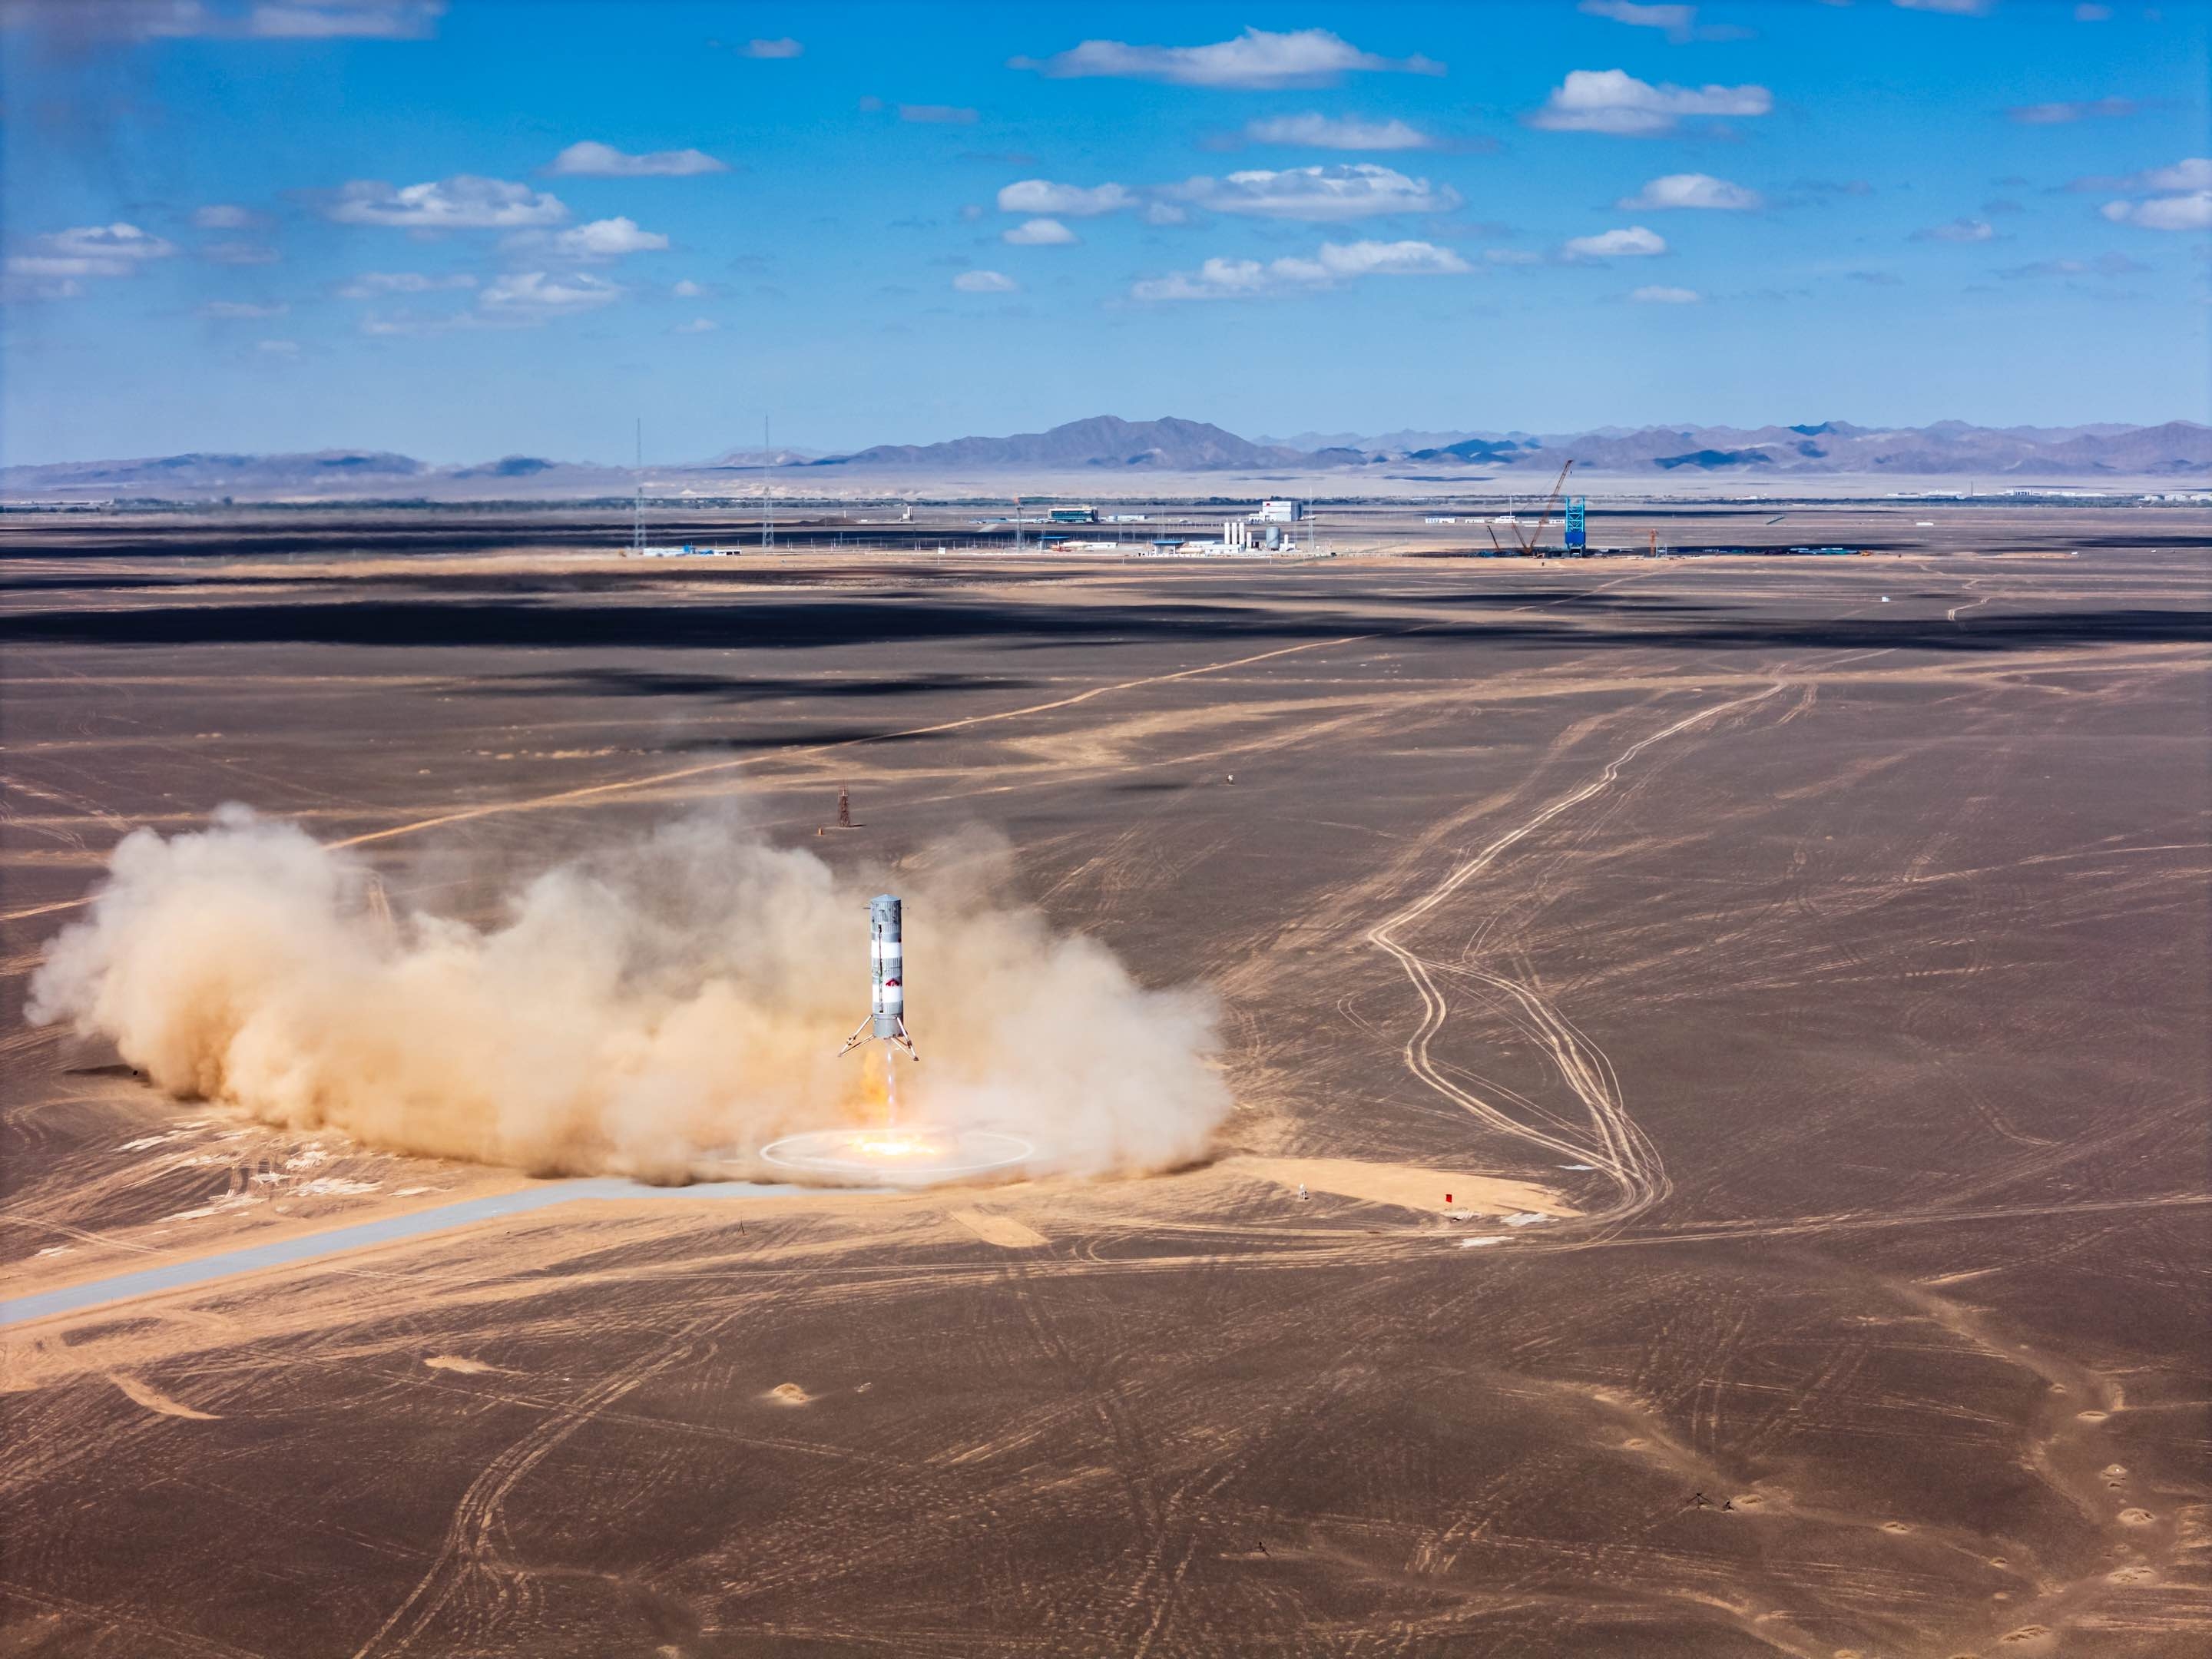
838,1016,921,1061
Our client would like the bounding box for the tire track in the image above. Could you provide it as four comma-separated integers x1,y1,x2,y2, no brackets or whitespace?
1368,684,1788,1229
347,1321,714,1659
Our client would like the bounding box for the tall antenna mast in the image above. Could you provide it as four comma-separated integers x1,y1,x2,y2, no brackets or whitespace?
763,415,774,552
632,416,644,556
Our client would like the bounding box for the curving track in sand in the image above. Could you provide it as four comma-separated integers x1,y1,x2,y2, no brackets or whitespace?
1368,684,1788,1231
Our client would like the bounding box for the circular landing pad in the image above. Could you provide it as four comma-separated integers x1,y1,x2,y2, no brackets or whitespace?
757,1127,1035,1186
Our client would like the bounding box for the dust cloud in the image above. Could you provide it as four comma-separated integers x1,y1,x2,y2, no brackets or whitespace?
28,806,1232,1183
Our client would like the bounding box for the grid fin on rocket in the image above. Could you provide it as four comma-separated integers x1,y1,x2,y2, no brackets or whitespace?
839,893,919,1060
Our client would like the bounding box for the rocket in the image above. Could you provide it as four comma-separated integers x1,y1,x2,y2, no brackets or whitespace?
839,893,919,1060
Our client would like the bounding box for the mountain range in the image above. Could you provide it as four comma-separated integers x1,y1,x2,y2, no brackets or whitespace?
803,415,1366,474
1371,419,2210,478
5,416,2204,502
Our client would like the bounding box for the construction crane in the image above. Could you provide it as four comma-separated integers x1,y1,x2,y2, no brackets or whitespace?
1525,459,1575,558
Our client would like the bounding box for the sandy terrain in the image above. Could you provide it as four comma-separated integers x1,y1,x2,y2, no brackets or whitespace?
1,505,2207,1655
1225,1157,1575,1220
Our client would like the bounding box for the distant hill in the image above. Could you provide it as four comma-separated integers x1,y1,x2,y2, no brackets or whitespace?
4,450,429,494
5,419,2204,502
701,446,822,469
1388,420,2212,477
1,449,628,500
804,415,2207,477
1257,427,1502,452
810,415,1317,472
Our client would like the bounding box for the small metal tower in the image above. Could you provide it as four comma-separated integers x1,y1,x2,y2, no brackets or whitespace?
762,416,775,552
631,417,644,556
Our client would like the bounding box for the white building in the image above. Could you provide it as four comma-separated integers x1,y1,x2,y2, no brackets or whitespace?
1251,498,1303,523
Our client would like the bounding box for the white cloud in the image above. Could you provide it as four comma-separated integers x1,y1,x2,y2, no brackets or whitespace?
1998,253,2147,278
1303,239,1469,277
953,270,1019,293
255,338,300,355
2,273,80,301
1629,284,1700,303
1892,0,1993,14
547,141,727,177
1577,2,1746,44
672,317,717,333
2007,97,2138,125
3,259,98,280
1142,202,1188,226
900,104,979,124
38,2,446,39
1618,172,1763,210
2142,158,2212,192
326,175,568,229
1529,68,1773,135
1910,217,1996,243
1172,164,1459,220
2077,157,2212,194
1127,260,1265,300
1012,27,1441,89
1131,237,1469,300
337,270,477,297
2102,192,2212,231
479,270,622,315
359,313,445,336
359,271,621,334
5,223,177,283
202,241,280,265
745,37,802,58
42,223,177,264
672,279,707,297
547,217,669,259
1243,113,1435,151
1562,225,1667,259
1484,248,1544,265
1003,218,1078,246
996,180,1136,217
200,300,289,318
247,2,443,38
2075,2,2112,17
1582,1,1694,34
193,204,260,230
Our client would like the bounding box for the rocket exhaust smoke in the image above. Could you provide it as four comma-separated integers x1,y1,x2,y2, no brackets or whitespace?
27,806,1232,1184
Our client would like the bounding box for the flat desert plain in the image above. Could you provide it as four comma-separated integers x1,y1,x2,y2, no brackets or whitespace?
1,508,2207,1657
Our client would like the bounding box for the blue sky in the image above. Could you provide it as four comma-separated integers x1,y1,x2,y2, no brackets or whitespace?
3,0,2205,464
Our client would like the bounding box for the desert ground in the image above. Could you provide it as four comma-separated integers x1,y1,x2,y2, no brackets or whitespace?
2,503,2207,1656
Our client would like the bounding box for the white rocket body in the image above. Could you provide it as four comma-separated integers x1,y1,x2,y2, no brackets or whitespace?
841,893,919,1058
869,894,902,1039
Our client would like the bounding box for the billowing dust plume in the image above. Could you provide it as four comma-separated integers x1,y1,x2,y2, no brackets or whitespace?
28,806,1231,1182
